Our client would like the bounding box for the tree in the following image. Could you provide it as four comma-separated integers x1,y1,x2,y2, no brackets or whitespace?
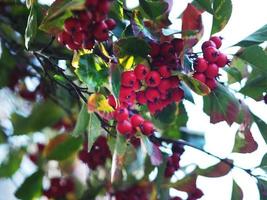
0,0,266,199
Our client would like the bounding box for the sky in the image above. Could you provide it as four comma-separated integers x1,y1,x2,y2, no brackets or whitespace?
1,0,267,200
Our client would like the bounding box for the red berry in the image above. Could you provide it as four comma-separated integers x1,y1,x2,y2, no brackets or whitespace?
158,65,171,78
171,38,184,54
193,73,206,83
205,63,219,78
205,78,217,90
210,36,222,49
134,64,150,80
57,31,71,45
203,46,219,63
171,88,184,102
158,79,172,94
216,53,229,68
105,18,116,30
79,11,93,28
201,40,216,51
73,31,86,45
145,71,161,87
136,91,147,105
133,80,141,91
160,42,174,56
121,71,137,87
145,88,160,102
64,17,82,34
114,106,129,122
97,0,111,14
119,87,135,103
130,114,144,128
94,21,109,42
108,95,117,108
169,76,180,88
66,40,80,50
149,42,160,57
194,58,208,72
141,121,154,136
83,38,95,50
117,120,133,135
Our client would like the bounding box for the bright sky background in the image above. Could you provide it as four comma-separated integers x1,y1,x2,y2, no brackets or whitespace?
1,0,267,200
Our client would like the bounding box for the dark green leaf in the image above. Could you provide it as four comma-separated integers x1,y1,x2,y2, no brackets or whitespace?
235,24,267,47
180,82,195,104
111,64,121,98
0,149,24,178
72,103,90,137
231,180,243,200
47,135,82,161
211,0,232,34
181,129,205,149
253,114,267,143
203,83,240,125
15,170,44,200
25,3,37,49
132,10,153,39
225,57,248,84
155,103,177,124
191,0,213,13
75,54,109,89
114,133,127,156
88,113,102,151
257,179,267,200
11,100,65,135
139,0,168,20
260,154,267,167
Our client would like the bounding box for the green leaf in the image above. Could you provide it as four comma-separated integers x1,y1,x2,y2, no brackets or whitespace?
211,0,232,34
114,133,127,156
139,0,169,20
75,54,108,89
180,82,195,104
39,0,84,34
0,149,24,178
191,0,213,14
47,135,82,161
203,83,240,125
225,57,248,84
11,100,65,135
179,73,210,96
235,24,267,47
197,160,232,177
0,128,5,144
88,113,102,151
231,180,243,200
72,103,90,137
253,114,267,143
15,170,44,200
114,36,150,58
257,179,267,200
260,154,267,167
25,3,37,49
155,103,177,124
111,64,121,98
237,46,267,73
26,0,35,9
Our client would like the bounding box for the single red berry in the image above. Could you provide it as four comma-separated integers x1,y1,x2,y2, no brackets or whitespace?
73,31,86,45
165,166,175,177
108,95,117,108
136,91,147,105
93,12,106,22
194,57,208,72
97,0,111,14
203,46,219,63
141,121,154,136
130,114,144,128
114,106,129,122
158,65,171,78
160,42,174,56
133,80,141,91
158,79,172,94
201,40,216,51
57,31,71,45
171,38,184,54
149,42,160,57
119,88,136,106
94,21,109,42
64,17,82,34
210,36,222,49
216,52,229,68
121,71,137,87
193,73,206,83
105,18,116,30
79,11,93,29
117,120,133,135
205,78,217,90
83,38,95,50
145,88,160,102
134,64,150,80
145,71,161,87
205,63,219,78
171,88,184,102
147,101,161,114
169,76,180,88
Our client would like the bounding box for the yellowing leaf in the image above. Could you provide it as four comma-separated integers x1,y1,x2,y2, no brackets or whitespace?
87,93,114,113
119,55,135,70
97,98,114,113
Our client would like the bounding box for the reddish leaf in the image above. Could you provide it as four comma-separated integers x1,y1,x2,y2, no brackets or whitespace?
164,174,197,193
182,4,204,49
198,160,233,177
233,128,258,153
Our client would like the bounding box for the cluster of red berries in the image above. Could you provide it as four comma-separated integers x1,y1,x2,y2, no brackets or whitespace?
28,143,45,164
57,0,116,51
149,38,184,70
43,177,74,199
114,184,151,200
78,136,111,170
164,143,185,178
193,36,229,90
119,64,184,115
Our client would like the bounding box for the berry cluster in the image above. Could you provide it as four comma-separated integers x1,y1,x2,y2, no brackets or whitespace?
28,143,45,164
78,136,111,170
119,64,184,115
114,184,151,200
43,177,74,199
57,0,116,51
193,36,229,90
165,143,185,178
